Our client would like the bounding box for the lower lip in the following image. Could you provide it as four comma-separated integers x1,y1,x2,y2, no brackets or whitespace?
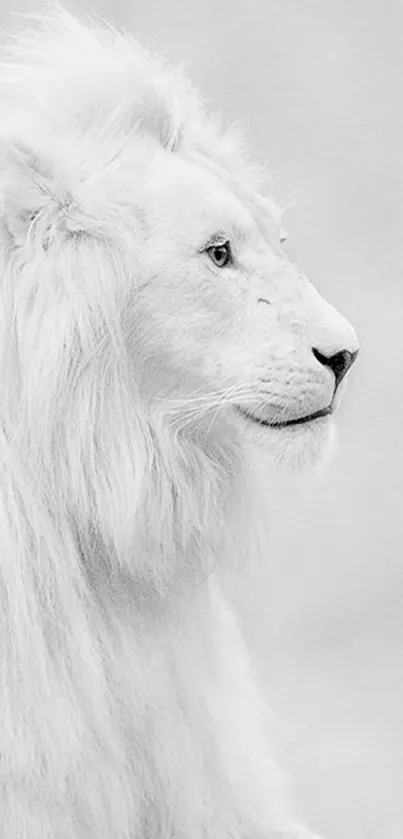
237,406,332,429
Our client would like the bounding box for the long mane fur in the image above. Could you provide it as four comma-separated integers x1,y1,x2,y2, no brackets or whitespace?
0,9,297,839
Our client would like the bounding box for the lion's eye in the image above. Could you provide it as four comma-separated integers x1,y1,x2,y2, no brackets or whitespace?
280,229,288,245
206,241,232,268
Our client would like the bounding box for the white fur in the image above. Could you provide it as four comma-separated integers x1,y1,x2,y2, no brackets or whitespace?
0,9,358,838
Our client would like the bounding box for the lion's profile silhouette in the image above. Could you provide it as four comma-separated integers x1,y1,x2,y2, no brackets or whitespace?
0,10,358,838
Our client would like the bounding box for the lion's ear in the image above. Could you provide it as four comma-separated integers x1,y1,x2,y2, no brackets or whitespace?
0,138,98,251
0,138,57,245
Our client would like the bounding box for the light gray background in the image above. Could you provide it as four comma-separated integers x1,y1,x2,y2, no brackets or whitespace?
1,1,402,837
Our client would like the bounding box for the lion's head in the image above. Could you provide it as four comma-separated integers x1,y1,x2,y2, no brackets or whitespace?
131,146,358,460
0,12,359,576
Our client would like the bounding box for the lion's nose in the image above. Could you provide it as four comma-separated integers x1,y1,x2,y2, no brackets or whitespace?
312,347,359,389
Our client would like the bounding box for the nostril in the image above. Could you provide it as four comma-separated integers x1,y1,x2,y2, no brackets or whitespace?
312,347,358,389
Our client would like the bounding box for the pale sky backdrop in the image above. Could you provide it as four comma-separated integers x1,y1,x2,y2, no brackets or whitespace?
1,1,402,837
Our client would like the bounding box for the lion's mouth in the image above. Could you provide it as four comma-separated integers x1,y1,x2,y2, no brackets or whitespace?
236,405,332,429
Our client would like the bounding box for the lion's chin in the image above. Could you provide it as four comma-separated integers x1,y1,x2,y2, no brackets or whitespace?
236,409,337,470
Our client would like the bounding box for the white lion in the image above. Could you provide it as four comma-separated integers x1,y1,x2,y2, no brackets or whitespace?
0,10,358,839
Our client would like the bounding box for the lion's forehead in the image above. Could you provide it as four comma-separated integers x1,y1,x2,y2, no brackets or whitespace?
145,150,281,251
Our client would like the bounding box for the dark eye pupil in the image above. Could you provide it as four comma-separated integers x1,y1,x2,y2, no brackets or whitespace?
214,247,227,265
209,242,231,267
